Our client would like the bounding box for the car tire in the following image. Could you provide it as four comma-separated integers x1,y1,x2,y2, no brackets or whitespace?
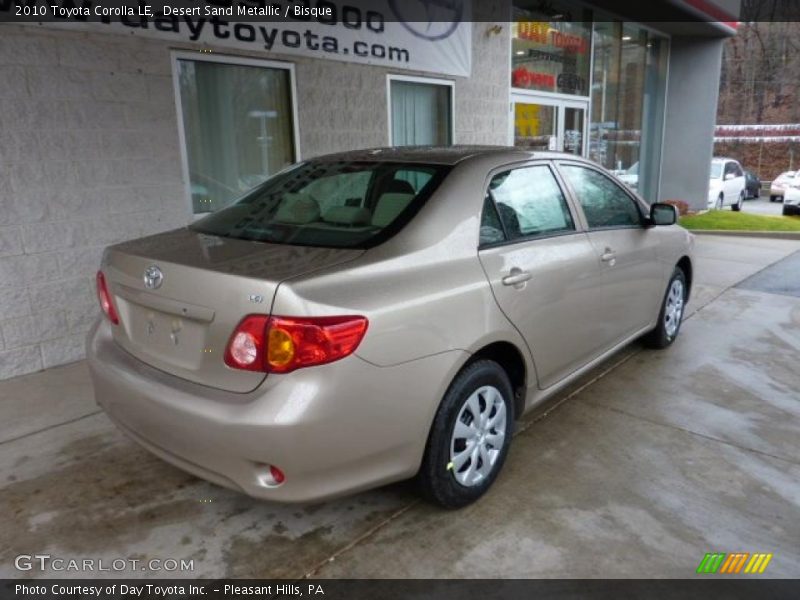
770,195,777,202
783,206,796,216
417,359,514,509
643,267,687,350
715,194,724,210
732,191,744,211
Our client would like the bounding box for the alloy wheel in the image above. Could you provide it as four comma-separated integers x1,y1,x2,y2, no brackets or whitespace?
664,279,685,339
449,385,507,487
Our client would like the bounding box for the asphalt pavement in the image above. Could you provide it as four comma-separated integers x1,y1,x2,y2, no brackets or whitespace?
742,193,785,216
1,236,799,579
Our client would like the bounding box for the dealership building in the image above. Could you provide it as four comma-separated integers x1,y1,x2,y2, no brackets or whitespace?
0,0,739,379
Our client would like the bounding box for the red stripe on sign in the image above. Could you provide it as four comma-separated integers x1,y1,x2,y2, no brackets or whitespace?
682,0,739,27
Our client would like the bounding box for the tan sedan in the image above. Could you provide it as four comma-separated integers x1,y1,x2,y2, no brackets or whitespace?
88,147,694,508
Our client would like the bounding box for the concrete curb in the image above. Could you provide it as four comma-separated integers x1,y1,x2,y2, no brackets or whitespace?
687,229,800,240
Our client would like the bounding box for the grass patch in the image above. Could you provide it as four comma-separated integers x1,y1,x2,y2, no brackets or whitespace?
679,210,800,232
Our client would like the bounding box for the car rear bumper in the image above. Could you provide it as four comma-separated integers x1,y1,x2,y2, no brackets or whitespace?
770,185,785,196
87,318,466,503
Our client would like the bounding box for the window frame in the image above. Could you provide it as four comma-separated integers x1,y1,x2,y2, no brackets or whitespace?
554,160,649,232
478,160,582,250
386,74,456,146
170,51,301,219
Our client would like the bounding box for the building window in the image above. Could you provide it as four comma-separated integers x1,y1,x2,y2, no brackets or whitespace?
173,54,297,214
511,1,592,96
589,23,668,201
388,76,453,146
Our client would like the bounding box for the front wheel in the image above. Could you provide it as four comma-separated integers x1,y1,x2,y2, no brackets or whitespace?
643,267,687,349
770,195,777,202
716,194,724,210
417,360,514,509
732,191,744,211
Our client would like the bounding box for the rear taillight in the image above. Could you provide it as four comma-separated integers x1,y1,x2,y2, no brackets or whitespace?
96,271,119,325
223,315,268,372
224,315,368,373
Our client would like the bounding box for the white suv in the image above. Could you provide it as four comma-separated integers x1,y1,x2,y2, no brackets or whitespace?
708,158,746,211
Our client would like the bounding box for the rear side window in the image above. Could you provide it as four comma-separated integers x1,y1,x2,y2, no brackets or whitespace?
481,165,574,243
724,162,734,177
190,161,448,249
560,165,643,229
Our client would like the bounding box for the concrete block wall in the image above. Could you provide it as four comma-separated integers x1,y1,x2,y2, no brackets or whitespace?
0,25,189,379
0,12,510,380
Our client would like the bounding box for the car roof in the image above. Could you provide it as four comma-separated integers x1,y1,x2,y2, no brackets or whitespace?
711,157,739,163
309,145,577,166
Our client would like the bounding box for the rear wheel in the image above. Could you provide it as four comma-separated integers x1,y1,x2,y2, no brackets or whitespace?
417,360,514,509
643,267,687,349
716,194,724,210
732,191,744,212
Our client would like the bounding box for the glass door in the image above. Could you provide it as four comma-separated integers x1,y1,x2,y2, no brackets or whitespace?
563,106,586,156
514,102,558,151
511,94,588,156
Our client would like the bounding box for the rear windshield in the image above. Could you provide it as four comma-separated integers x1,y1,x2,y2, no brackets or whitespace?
190,161,449,248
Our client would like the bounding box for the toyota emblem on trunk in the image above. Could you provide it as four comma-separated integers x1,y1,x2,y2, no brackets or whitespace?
143,265,163,289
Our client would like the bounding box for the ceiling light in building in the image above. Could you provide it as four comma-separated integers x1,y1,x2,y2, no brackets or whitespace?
622,35,632,41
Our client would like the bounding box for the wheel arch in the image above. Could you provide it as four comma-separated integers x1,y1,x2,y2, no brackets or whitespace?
466,341,528,419
676,255,693,301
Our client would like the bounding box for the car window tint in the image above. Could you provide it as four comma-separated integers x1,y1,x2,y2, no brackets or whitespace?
191,161,447,249
305,171,372,211
486,166,574,240
480,195,506,245
560,165,643,229
394,169,433,193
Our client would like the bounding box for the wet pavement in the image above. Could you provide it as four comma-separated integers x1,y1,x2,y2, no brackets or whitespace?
1,236,799,579
742,195,784,216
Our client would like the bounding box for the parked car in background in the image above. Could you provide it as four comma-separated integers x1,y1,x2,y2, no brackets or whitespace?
769,170,796,202
87,146,694,508
708,158,746,211
782,179,800,215
744,169,761,199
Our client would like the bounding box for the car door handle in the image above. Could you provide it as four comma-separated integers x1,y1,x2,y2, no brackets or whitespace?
502,269,532,286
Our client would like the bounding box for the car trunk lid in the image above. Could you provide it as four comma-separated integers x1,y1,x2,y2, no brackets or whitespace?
101,228,363,393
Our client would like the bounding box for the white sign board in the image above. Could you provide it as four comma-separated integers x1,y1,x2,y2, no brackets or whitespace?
20,0,472,77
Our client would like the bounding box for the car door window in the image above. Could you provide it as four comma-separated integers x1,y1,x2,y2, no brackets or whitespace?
723,162,735,179
482,165,574,242
560,165,643,229
480,195,506,245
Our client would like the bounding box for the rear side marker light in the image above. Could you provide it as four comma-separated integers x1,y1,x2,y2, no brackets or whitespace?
269,465,285,485
256,464,285,488
224,314,368,373
96,271,119,325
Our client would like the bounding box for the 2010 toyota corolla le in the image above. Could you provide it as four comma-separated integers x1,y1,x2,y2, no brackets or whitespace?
87,146,694,508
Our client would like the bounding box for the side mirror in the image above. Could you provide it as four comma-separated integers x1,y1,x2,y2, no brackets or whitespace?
724,172,735,181
650,203,677,226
